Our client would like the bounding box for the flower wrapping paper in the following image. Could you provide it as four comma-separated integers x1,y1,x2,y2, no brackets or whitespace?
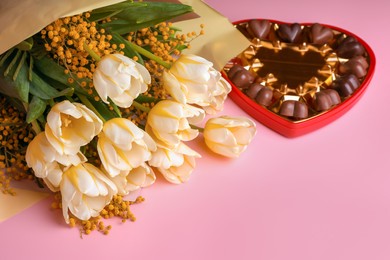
0,0,250,222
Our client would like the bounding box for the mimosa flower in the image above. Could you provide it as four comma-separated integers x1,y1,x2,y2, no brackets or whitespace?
45,100,103,155
93,53,151,108
203,116,257,158
97,118,156,177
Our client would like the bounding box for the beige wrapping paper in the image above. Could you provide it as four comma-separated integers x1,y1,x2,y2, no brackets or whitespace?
0,188,49,223
175,0,250,70
0,0,250,222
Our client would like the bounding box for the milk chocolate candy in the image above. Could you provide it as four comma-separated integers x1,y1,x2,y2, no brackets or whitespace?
255,87,273,106
227,65,255,89
227,64,245,78
246,83,263,99
336,36,365,58
339,56,369,78
310,23,333,45
332,74,360,97
277,23,302,43
247,19,271,39
313,89,341,111
246,83,273,106
279,100,308,119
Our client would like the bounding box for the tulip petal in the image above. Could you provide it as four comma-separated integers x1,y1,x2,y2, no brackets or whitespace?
163,71,187,103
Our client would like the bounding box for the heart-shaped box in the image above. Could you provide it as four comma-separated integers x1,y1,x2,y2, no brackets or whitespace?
223,19,376,137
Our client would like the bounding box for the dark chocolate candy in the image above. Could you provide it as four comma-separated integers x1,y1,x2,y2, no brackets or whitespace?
336,36,365,58
277,23,302,43
313,89,341,111
310,23,333,45
227,65,255,89
279,100,308,119
247,20,271,39
331,74,360,97
339,56,369,78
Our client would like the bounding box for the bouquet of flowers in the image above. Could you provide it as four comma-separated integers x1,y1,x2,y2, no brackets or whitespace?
0,0,256,234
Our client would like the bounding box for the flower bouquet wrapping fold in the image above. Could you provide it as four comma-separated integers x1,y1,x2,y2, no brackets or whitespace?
0,0,254,234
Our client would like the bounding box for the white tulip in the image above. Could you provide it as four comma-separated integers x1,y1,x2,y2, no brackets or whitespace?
45,100,102,155
149,142,201,184
201,77,232,114
109,163,156,195
145,100,205,149
25,132,86,191
203,116,257,158
162,54,231,113
97,118,156,178
93,53,151,108
60,163,117,223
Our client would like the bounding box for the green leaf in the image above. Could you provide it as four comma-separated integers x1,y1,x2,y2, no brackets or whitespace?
88,9,124,23
0,53,29,103
135,94,159,103
13,51,27,80
26,96,47,123
33,56,89,94
86,96,118,121
33,56,70,85
98,2,193,34
53,87,74,98
0,49,15,67
15,38,33,51
30,71,60,99
4,49,22,77
13,62,30,103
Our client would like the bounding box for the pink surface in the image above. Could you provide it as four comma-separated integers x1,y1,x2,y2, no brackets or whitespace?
2,0,390,259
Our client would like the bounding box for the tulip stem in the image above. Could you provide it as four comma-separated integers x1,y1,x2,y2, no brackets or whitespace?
108,98,122,117
132,101,150,113
190,124,204,133
83,42,101,62
31,120,42,134
77,94,106,123
126,40,171,69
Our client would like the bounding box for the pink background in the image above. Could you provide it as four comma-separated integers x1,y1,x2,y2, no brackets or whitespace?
2,0,390,259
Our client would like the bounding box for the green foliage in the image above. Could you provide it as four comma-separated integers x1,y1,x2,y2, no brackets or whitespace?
90,1,193,35
26,96,46,123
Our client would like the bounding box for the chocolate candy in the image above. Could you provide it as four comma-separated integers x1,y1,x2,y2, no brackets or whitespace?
279,100,308,119
310,23,333,45
313,89,341,111
277,23,302,43
331,74,360,97
246,83,273,106
336,36,365,58
339,56,369,78
255,87,273,106
227,64,245,78
226,20,371,125
227,64,255,89
247,19,271,39
246,83,263,99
